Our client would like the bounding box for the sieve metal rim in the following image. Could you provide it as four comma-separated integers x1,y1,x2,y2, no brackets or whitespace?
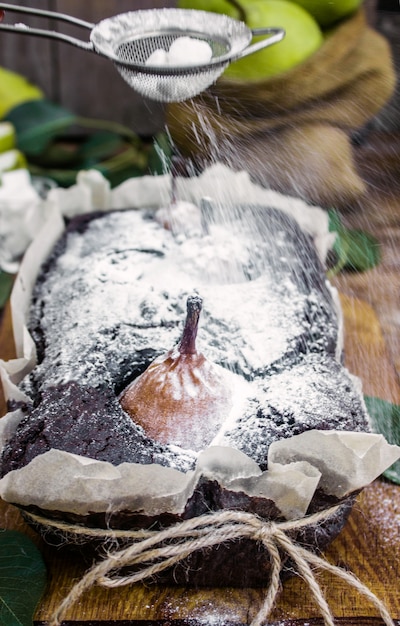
90,8,252,74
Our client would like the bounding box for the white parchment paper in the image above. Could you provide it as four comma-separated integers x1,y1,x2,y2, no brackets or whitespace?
1,165,398,522
0,431,398,520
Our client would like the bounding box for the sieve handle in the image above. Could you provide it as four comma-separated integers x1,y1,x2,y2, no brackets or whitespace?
234,27,285,61
0,3,94,51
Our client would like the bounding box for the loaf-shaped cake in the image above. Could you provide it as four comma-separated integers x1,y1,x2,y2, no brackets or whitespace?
1,167,396,587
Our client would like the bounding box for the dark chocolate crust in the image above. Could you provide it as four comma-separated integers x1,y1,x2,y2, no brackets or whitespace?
0,206,369,478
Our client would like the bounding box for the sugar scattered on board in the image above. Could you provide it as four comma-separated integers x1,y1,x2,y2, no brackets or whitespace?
361,480,400,547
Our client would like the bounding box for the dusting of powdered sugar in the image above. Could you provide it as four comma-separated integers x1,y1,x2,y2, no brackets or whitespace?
10,203,369,471
26,207,336,394
361,480,400,546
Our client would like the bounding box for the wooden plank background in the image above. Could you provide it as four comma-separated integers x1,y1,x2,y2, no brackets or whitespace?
0,1,176,136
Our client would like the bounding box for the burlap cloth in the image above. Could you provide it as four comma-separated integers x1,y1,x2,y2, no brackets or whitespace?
166,8,396,208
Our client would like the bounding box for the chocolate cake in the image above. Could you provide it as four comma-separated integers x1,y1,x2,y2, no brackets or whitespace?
1,204,368,472
0,189,375,586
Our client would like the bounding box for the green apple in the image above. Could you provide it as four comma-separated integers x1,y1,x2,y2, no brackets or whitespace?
292,0,363,27
177,0,240,18
223,0,323,80
0,67,43,119
0,122,16,153
0,149,27,173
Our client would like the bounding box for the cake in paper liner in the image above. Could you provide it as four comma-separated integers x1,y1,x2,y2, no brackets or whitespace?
0,165,398,585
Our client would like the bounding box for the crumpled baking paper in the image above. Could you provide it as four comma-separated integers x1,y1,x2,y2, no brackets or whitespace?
0,430,398,520
0,169,45,273
2,165,397,523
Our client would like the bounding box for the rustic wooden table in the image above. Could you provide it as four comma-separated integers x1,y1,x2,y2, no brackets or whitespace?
333,130,400,385
0,132,399,624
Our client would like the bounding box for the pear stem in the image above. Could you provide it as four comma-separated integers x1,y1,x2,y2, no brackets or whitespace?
179,295,202,355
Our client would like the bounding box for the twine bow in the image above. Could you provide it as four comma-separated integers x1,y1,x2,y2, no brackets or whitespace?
32,507,393,626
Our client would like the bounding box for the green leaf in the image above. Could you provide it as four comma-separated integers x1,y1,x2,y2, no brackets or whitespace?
0,271,14,310
29,141,82,168
28,143,148,189
340,228,381,272
96,145,148,188
77,131,125,165
328,208,342,234
27,164,81,188
0,529,47,625
5,99,77,156
75,116,141,148
0,67,43,119
364,396,400,484
327,210,381,276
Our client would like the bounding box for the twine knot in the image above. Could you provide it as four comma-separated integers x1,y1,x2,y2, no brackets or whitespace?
31,507,394,626
252,519,277,544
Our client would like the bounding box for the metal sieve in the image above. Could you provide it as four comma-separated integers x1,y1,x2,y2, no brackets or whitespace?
0,4,285,102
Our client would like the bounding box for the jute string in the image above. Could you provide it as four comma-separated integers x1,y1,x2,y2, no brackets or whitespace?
25,507,394,626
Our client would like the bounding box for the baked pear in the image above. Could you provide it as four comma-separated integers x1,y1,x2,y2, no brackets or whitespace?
119,295,234,451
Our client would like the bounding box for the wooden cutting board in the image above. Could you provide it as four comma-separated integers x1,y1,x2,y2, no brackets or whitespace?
0,294,399,626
